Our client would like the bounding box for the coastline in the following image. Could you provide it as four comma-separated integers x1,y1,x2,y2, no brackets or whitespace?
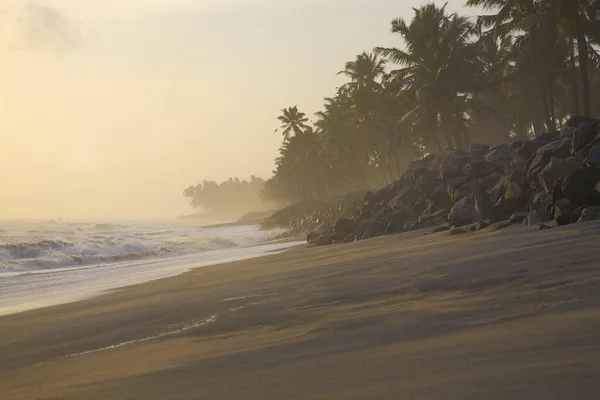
2,221,600,399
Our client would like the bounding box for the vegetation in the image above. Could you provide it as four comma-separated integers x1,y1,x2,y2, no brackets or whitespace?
183,176,269,219
260,0,600,204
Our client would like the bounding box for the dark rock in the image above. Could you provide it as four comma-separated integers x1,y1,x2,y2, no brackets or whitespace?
562,167,600,208
343,234,356,243
474,184,494,221
508,212,529,225
485,143,515,165
361,220,386,240
356,205,373,223
539,224,552,230
553,198,577,226
432,224,451,233
334,218,356,239
439,163,464,180
578,206,600,223
426,189,453,214
364,191,376,205
420,208,449,226
523,208,552,226
476,220,490,230
448,196,480,227
539,157,580,193
527,150,552,189
532,191,553,210
587,145,600,169
490,201,511,223
403,219,420,231
315,234,334,246
449,227,467,236
463,160,499,180
306,232,320,244
487,175,508,204
566,115,600,128
534,130,560,145
538,137,572,158
386,209,410,234
572,121,599,153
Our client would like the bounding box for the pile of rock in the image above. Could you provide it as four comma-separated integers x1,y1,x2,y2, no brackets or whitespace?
305,116,600,246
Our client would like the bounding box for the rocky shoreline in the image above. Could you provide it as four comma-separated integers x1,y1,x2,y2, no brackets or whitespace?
263,116,600,245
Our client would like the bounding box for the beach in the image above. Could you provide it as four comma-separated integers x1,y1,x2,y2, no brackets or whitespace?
2,221,600,399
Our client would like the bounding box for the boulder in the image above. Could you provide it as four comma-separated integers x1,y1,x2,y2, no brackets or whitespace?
539,157,581,193
439,163,464,180
572,121,599,153
357,219,386,240
485,143,515,165
386,209,410,234
334,218,356,240
448,196,480,227
587,145,600,169
539,136,572,158
315,234,334,246
562,167,600,208
363,191,376,205
523,208,552,226
306,232,320,244
553,198,577,226
578,206,600,223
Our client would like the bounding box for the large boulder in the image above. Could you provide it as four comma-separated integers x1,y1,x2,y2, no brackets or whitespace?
553,198,578,226
334,218,356,240
386,209,410,234
485,143,516,165
539,157,581,193
562,167,600,208
523,208,552,226
572,121,599,153
578,206,600,223
587,145,600,170
448,196,480,227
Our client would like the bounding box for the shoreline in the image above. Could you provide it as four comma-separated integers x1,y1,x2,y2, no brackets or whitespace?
2,221,600,399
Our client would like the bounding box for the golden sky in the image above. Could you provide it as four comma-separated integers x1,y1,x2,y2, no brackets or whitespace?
0,0,471,220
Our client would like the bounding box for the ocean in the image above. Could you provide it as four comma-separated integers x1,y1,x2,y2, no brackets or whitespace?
0,220,302,316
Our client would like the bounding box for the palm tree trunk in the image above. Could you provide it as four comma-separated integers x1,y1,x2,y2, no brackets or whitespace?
570,37,581,114
575,12,592,117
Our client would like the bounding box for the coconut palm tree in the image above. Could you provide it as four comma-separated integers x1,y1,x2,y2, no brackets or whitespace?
375,3,486,150
275,106,310,141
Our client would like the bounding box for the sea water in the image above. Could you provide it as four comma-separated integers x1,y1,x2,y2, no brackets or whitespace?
0,220,302,316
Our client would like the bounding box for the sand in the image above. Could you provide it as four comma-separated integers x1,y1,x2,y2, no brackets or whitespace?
1,221,600,399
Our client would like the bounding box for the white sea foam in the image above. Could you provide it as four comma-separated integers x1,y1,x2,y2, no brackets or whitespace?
0,220,303,316
0,220,284,273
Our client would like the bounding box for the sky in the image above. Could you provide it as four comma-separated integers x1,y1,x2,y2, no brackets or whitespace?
0,0,476,220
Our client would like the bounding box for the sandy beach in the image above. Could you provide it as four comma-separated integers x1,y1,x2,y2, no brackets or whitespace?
2,221,600,399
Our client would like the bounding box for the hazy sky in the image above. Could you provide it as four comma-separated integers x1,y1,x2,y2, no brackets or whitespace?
0,0,474,220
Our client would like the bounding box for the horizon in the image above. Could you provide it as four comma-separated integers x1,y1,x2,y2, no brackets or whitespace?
1,0,478,220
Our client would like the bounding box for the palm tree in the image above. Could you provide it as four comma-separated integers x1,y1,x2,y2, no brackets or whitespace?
337,52,386,90
376,3,485,150
275,106,310,141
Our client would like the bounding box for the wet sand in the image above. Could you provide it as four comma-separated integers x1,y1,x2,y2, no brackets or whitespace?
2,221,600,399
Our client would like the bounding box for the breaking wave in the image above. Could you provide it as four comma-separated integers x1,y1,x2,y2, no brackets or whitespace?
0,221,282,273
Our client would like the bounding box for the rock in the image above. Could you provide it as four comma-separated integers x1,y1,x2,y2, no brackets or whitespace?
487,175,508,204
566,115,600,128
476,220,490,230
485,144,515,165
587,145,600,169
523,208,552,226
334,218,356,239
448,196,480,227
578,206,600,223
504,180,523,200
449,227,467,236
572,121,599,153
474,185,494,220
527,149,552,189
363,191,376,205
539,157,581,193
562,167,600,208
343,234,356,243
439,163,464,180
315,234,334,246
361,220,386,240
490,201,511,223
539,136,572,158
463,160,498,180
432,224,451,233
306,232,320,244
420,208,448,226
426,188,453,214
508,212,529,225
386,209,410,234
553,198,577,226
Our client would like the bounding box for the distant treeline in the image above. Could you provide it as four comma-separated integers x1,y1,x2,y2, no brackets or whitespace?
260,1,600,205
183,176,270,219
